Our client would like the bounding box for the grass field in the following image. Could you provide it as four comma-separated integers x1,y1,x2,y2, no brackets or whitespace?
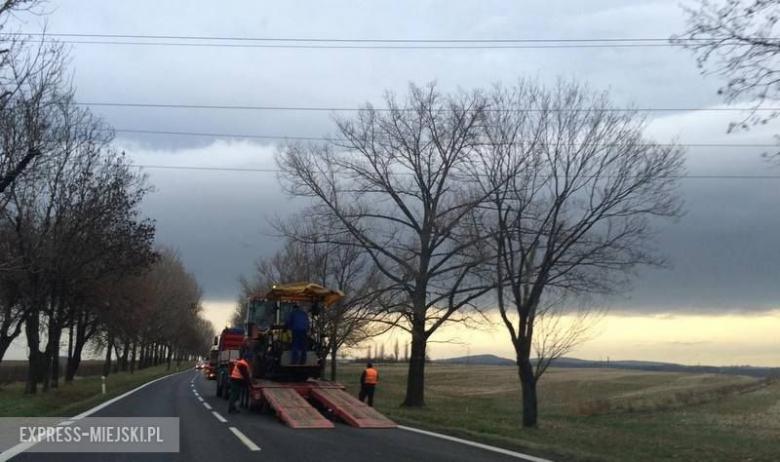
0,364,182,417
339,363,780,462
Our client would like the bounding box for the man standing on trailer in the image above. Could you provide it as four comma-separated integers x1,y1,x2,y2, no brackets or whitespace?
286,304,310,365
228,353,251,413
359,362,379,407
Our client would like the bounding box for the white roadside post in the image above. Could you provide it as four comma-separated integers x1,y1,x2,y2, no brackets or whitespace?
101,376,106,395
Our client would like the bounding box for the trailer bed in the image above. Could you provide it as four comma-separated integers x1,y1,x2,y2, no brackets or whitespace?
247,379,395,429
262,387,334,429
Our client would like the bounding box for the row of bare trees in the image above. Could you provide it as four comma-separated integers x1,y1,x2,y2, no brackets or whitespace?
275,79,684,427
0,2,215,394
363,339,409,363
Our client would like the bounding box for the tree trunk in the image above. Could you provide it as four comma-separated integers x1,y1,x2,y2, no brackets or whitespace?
402,328,427,407
517,356,538,428
66,315,74,370
112,344,121,374
130,341,137,373
166,345,173,371
46,324,63,390
66,339,85,382
66,315,89,382
0,337,15,366
0,306,25,366
24,309,41,395
50,345,60,389
138,342,146,370
102,333,114,378
330,343,338,382
120,341,130,372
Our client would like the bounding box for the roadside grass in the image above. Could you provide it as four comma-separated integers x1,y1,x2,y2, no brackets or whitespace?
0,364,187,417
339,363,780,462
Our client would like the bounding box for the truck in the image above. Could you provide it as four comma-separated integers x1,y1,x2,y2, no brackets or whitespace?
205,345,218,380
237,282,396,429
213,327,246,397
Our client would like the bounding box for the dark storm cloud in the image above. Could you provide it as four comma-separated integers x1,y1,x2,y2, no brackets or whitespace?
24,0,779,314
37,0,717,151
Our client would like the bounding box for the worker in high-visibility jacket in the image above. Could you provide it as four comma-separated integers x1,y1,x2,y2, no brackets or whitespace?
358,362,379,407
228,354,251,414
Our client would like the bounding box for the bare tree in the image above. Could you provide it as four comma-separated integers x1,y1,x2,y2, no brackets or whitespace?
478,80,684,427
675,0,780,159
0,2,68,195
277,83,496,407
1,91,158,391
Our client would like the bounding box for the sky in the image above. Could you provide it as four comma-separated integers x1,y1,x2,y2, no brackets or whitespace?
6,0,778,365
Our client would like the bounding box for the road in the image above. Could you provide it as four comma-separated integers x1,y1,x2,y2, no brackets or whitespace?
11,370,543,462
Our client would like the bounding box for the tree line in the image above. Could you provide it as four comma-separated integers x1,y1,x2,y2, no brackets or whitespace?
0,1,214,394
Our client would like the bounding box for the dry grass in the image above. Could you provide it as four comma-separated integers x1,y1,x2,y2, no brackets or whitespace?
0,364,180,417
338,363,780,462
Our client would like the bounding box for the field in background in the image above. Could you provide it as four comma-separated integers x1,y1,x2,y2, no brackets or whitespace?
0,364,183,417
339,363,780,462
0,359,107,383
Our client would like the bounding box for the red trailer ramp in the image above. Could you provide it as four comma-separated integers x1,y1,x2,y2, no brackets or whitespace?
311,388,396,429
263,388,334,429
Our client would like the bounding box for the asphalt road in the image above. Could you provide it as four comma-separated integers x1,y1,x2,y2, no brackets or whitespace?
12,370,538,462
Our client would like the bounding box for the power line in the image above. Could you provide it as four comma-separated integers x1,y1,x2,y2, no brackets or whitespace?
16,32,780,45
136,165,279,173
78,101,780,113
132,164,780,180
50,40,687,50
112,128,778,148
115,128,327,142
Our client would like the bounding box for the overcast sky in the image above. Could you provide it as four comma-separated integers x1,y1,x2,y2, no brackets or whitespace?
8,1,779,362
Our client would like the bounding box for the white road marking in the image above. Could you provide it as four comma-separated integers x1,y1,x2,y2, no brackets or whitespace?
0,370,188,462
229,427,261,451
71,371,188,420
398,426,554,462
57,420,75,426
212,411,228,423
203,402,213,410
0,442,37,461
197,397,204,402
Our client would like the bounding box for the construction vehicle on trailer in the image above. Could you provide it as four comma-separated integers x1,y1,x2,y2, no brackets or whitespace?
213,327,245,397
241,282,395,429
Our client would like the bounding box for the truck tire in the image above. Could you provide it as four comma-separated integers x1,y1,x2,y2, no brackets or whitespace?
221,373,229,400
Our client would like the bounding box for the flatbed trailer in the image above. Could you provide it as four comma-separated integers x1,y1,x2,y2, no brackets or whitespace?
245,379,396,430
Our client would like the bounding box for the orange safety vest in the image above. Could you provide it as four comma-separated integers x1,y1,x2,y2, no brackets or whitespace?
230,359,249,380
364,367,378,385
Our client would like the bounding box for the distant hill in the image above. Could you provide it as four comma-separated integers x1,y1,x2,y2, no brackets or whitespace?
435,355,780,378
437,354,514,366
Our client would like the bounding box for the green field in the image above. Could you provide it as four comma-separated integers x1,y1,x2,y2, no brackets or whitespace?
0,364,182,417
339,363,780,462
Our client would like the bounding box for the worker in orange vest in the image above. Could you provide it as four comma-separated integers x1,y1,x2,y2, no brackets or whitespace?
359,362,379,407
228,354,251,414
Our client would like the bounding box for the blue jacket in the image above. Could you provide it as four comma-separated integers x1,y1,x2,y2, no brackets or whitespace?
287,310,310,331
